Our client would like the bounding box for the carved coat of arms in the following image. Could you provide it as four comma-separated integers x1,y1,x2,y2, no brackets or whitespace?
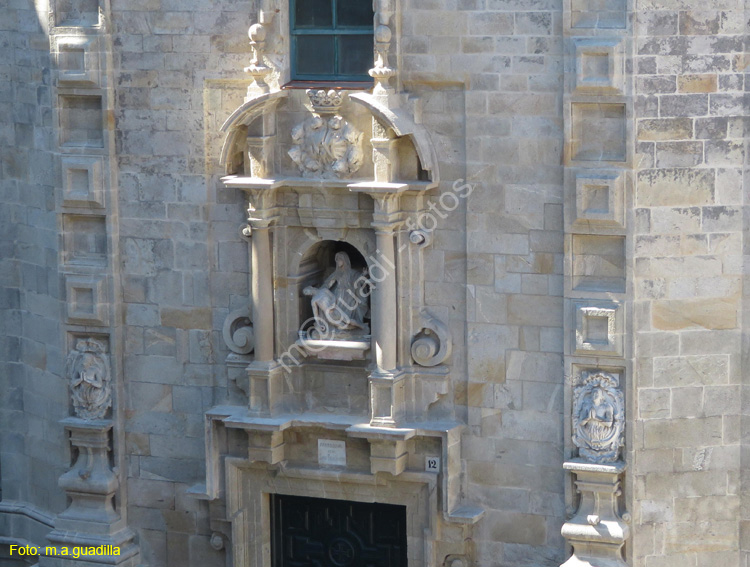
288,90,364,179
572,371,625,463
66,338,112,420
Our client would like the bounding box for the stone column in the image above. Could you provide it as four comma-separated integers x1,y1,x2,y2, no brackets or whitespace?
366,193,405,427
250,221,274,363
246,202,282,416
40,419,139,567
372,226,397,373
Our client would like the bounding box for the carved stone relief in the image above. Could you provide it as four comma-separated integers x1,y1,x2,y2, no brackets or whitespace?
411,310,452,367
223,307,255,355
288,90,364,179
303,251,370,339
66,338,111,420
572,371,624,463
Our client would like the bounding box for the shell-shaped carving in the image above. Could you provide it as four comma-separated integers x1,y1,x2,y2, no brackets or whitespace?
572,371,625,464
66,338,111,420
222,307,255,355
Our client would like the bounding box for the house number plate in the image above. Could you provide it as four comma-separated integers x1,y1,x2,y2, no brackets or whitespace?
425,456,441,472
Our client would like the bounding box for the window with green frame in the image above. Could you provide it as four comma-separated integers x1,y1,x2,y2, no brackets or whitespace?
291,0,374,81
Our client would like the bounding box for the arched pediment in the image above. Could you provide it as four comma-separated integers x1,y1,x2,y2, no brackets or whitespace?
218,88,439,186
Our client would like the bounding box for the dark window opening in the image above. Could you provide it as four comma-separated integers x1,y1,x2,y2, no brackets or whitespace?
291,0,374,81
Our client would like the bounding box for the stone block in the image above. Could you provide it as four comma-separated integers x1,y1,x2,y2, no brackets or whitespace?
55,0,101,27
653,355,729,387
636,169,714,207
62,215,107,266
637,118,693,141
652,298,738,331
570,103,627,162
160,307,212,330
486,511,547,545
677,74,717,93
644,417,723,450
572,235,625,292
507,294,563,327
639,388,670,419
655,141,703,167
571,0,626,29
59,95,103,148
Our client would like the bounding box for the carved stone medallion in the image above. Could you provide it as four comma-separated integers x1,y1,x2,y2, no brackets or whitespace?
288,90,364,179
66,338,112,420
572,371,624,463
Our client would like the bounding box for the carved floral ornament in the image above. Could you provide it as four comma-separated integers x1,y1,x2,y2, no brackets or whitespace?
66,338,112,420
572,371,625,464
288,90,364,179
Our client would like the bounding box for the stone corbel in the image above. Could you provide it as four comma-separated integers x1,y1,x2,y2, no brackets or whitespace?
411,309,452,367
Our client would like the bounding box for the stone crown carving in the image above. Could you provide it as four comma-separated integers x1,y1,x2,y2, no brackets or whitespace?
307,89,344,115
66,338,112,420
572,371,625,464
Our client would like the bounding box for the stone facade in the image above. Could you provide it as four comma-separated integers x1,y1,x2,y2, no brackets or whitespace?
0,1,748,567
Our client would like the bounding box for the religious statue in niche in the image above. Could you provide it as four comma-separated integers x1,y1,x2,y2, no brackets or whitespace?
572,371,624,463
288,90,364,179
303,251,370,339
66,338,112,420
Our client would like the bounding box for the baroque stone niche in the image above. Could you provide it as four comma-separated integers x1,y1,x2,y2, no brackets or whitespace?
197,14,483,566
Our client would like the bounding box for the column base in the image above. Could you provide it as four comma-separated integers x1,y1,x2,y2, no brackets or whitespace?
369,369,406,427
247,359,283,416
560,460,629,567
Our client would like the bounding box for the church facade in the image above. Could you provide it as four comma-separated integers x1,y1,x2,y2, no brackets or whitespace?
1,0,748,566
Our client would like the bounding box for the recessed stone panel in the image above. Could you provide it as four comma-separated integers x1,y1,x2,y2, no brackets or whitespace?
571,0,626,29
65,274,108,325
55,36,99,86
574,300,622,356
571,103,626,162
61,156,104,207
575,39,623,94
574,171,624,227
572,234,625,292
62,215,107,267
59,95,104,148
54,0,102,27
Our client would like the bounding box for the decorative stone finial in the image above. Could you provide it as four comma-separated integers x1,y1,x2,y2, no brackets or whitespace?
572,371,625,463
66,338,112,420
369,1,396,94
244,23,271,95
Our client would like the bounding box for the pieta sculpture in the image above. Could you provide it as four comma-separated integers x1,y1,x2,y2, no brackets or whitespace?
303,251,370,339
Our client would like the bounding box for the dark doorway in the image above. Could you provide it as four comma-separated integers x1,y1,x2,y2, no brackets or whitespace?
271,494,408,567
